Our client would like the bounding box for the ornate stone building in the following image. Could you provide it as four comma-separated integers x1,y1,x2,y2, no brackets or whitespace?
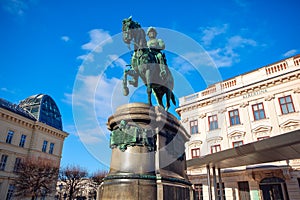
176,55,300,199
0,94,68,199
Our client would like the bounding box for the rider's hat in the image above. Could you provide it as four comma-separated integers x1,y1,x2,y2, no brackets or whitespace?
147,27,157,36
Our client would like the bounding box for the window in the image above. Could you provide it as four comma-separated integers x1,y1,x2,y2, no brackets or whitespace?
42,140,48,152
211,144,221,153
6,130,14,144
252,103,266,120
0,155,8,171
190,120,198,134
49,143,55,154
194,184,203,200
279,95,295,114
217,182,226,200
6,184,14,200
229,109,240,126
19,134,27,147
238,181,250,200
209,115,218,130
13,158,22,172
191,148,200,158
233,141,243,147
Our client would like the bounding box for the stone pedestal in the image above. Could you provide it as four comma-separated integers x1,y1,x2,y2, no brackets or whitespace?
98,103,191,200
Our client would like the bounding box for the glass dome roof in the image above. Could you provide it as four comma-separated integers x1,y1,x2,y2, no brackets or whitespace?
19,94,63,130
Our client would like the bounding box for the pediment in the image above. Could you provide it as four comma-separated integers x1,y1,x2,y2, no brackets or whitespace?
207,136,223,143
188,140,203,148
252,125,272,134
228,130,246,138
279,119,300,129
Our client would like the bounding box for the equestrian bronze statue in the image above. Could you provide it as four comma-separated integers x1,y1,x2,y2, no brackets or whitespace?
122,16,176,111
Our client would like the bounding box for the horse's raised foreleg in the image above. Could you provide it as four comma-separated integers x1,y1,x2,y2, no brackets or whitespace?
123,70,129,96
128,69,139,87
145,69,152,106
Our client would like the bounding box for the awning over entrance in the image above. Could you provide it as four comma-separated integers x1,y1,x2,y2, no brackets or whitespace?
187,129,300,169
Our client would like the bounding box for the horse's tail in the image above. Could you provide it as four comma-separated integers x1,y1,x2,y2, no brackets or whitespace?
171,91,176,106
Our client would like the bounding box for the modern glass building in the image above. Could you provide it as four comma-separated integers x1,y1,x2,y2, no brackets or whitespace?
18,94,63,131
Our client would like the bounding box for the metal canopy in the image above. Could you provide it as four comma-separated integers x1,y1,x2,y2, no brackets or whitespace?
187,129,300,169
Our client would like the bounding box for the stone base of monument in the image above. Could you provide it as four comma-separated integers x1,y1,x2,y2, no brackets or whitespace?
97,103,191,200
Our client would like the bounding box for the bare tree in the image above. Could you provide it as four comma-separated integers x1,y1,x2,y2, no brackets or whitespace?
90,170,108,187
59,165,88,199
13,158,59,200
89,170,108,198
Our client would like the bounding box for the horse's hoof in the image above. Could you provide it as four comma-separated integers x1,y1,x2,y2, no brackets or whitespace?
123,87,129,96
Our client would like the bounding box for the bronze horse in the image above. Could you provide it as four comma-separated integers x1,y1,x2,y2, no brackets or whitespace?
122,17,176,111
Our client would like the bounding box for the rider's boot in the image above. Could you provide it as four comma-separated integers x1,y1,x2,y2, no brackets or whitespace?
157,53,167,79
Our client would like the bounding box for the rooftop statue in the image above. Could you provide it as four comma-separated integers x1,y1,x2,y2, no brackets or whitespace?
122,16,176,111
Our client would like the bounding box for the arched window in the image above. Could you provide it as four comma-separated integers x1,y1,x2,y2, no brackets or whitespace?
259,177,288,200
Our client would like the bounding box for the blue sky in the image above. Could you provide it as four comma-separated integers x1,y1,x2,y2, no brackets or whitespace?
0,0,299,173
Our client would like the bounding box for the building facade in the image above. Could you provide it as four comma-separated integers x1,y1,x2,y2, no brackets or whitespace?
176,55,300,200
0,94,68,199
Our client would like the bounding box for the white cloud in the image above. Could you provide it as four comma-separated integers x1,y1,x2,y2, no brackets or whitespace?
172,51,215,74
199,25,258,68
1,87,15,94
208,35,257,67
1,87,9,92
200,24,228,46
70,37,129,143
63,124,78,136
63,123,106,144
77,54,94,62
106,54,128,68
283,49,298,58
2,0,28,15
64,73,125,144
77,127,104,144
207,48,235,67
2,0,38,16
81,29,113,52
227,35,257,49
77,29,113,63
64,74,104,108
61,36,70,42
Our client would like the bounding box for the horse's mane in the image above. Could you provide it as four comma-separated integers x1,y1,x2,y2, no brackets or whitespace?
131,21,141,29
122,17,141,30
